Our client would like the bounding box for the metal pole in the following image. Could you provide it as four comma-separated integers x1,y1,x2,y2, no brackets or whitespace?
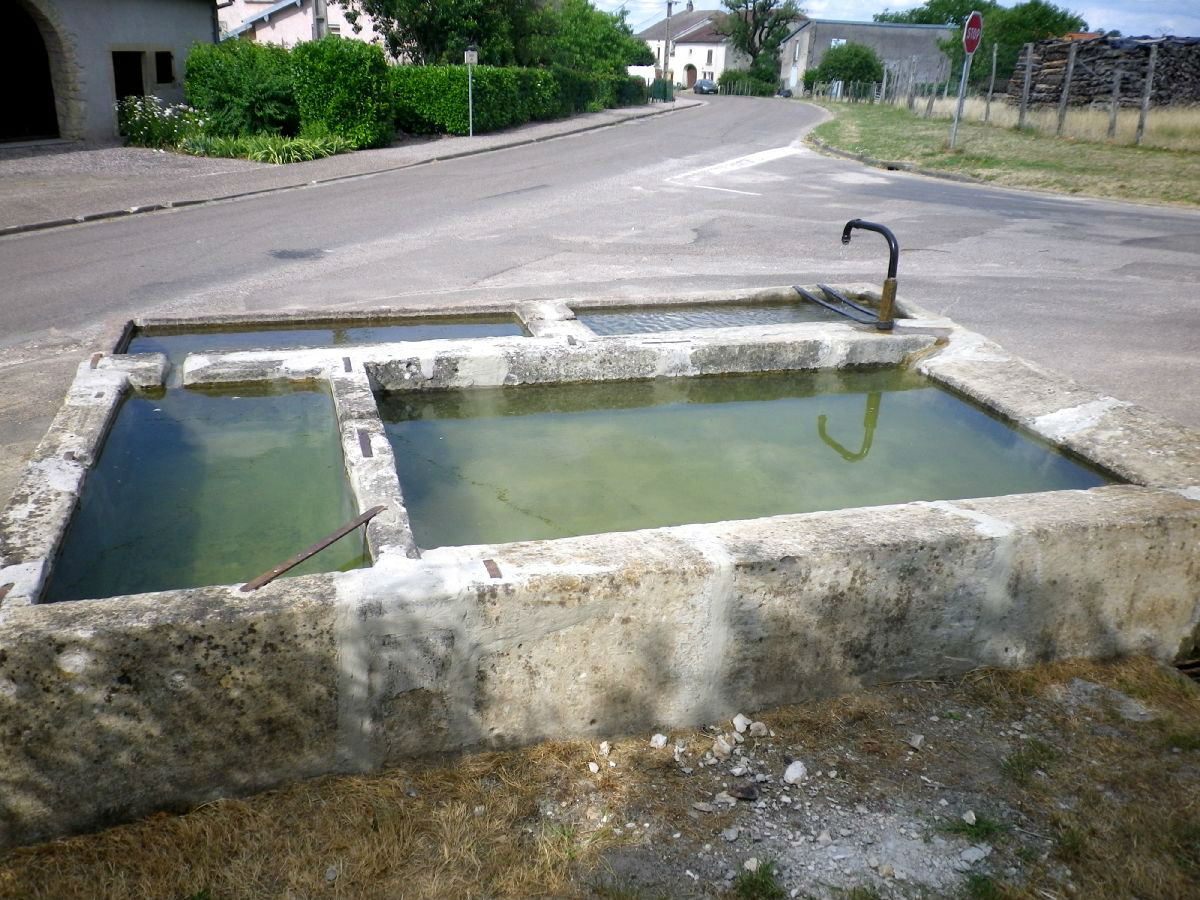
1136,43,1157,146
949,51,973,148
1055,41,1077,136
1107,69,1120,139
468,62,474,137
984,42,997,123
1019,42,1033,129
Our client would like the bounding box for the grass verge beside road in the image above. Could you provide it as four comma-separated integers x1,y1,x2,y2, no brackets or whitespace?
809,100,1200,207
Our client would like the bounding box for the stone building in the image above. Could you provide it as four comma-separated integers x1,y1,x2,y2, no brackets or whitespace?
5,0,218,144
779,19,954,92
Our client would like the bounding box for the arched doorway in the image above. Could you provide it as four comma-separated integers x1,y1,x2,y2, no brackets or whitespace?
4,0,60,140
684,64,697,88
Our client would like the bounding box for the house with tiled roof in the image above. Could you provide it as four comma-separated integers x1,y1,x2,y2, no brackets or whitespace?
636,5,752,88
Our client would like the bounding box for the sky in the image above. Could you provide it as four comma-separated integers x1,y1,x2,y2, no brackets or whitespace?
605,0,1200,39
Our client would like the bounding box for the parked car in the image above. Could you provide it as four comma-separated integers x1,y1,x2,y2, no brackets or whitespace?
693,79,718,95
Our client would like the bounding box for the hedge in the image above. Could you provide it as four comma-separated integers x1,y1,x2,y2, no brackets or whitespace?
292,37,393,149
717,68,777,97
390,64,647,136
184,40,299,136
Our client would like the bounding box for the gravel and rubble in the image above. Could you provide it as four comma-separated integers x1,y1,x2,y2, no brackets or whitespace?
534,663,1199,900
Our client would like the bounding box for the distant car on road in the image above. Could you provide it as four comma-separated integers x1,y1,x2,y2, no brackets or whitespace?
693,79,718,95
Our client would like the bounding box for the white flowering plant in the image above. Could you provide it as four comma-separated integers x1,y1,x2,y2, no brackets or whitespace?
116,95,206,149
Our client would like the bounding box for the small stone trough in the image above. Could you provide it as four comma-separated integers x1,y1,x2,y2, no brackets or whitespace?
1,285,1197,848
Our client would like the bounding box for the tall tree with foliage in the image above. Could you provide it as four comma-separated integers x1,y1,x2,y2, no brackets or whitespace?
338,0,539,65
720,0,803,81
875,0,1086,87
529,0,653,74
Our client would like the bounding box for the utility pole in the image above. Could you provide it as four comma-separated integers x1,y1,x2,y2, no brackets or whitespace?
312,0,328,39
663,1,673,84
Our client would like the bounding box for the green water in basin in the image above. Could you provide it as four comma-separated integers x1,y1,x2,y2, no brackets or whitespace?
44,384,364,603
577,302,843,335
124,318,525,368
379,369,1111,549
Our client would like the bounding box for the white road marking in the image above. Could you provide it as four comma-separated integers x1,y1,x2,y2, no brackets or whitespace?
683,184,762,196
671,146,805,182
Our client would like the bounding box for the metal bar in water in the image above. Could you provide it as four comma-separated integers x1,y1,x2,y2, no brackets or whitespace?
240,504,386,592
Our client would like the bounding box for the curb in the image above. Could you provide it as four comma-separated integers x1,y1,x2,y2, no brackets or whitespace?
805,135,986,185
1,101,702,238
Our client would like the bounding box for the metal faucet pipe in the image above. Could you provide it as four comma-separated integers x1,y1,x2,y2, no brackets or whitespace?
841,219,899,279
841,219,899,329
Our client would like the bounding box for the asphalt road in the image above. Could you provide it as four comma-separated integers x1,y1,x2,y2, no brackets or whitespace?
1,96,1198,501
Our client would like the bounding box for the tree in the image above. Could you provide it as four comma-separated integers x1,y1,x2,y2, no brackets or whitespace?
815,42,884,83
529,0,653,74
338,0,539,66
720,0,803,81
876,0,1086,88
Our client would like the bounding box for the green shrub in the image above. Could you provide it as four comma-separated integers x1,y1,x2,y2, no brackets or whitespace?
814,42,884,84
718,68,776,96
390,64,645,137
117,96,204,148
176,131,351,164
802,67,820,90
615,75,648,106
184,40,298,136
292,37,393,148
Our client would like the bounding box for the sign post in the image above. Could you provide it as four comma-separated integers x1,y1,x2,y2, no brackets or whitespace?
949,10,982,149
464,46,478,137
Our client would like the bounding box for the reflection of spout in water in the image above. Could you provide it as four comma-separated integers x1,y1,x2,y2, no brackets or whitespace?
817,391,881,462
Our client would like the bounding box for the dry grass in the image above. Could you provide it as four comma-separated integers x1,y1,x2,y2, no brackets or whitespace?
810,100,1200,206
0,741,644,900
925,95,1200,152
2,657,1197,900
962,657,1200,900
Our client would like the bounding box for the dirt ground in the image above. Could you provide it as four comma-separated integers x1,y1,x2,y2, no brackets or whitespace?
2,656,1198,900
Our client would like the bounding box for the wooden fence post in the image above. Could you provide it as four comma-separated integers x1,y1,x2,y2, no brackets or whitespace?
984,42,997,123
1019,42,1033,129
906,58,917,110
1108,69,1121,139
1055,41,1077,136
925,82,937,118
1136,43,1158,146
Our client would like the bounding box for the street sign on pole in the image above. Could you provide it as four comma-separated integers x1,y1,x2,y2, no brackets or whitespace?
464,47,477,137
949,11,982,148
962,10,983,56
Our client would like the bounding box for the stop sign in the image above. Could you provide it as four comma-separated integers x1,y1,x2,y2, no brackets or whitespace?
962,11,983,55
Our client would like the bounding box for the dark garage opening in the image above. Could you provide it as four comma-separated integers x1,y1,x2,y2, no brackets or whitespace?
112,51,145,103
3,2,60,141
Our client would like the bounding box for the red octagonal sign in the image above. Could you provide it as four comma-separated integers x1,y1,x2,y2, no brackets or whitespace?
963,10,983,55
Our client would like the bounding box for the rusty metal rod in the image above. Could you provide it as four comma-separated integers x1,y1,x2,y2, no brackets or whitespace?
240,504,386,592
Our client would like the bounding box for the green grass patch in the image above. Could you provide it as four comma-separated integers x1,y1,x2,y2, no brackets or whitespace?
733,860,787,900
942,814,1010,841
999,738,1058,786
807,100,1200,207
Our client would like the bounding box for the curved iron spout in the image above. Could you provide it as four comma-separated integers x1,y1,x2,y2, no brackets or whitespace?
842,219,899,278
841,219,899,329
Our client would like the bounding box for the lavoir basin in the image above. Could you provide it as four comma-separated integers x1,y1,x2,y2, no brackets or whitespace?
44,384,364,602
3,285,1196,851
380,369,1111,549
